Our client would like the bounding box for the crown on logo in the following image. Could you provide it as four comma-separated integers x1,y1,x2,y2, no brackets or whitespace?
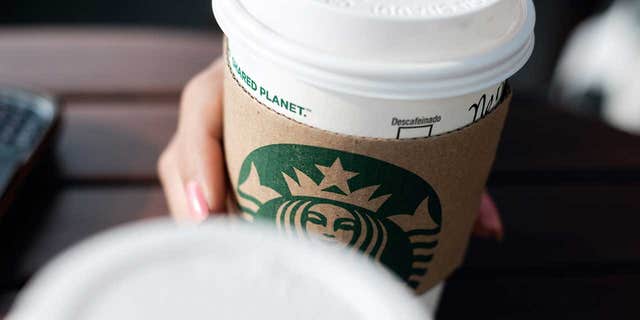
282,158,391,212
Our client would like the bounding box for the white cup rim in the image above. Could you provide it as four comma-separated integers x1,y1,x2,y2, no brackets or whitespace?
213,0,535,100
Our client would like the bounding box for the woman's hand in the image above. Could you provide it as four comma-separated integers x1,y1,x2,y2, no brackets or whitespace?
158,59,227,222
158,57,504,239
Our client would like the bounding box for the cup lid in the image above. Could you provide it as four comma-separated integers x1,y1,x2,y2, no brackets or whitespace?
9,219,430,320
213,0,535,99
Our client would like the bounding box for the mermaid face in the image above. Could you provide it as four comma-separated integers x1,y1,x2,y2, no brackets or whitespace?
303,203,358,245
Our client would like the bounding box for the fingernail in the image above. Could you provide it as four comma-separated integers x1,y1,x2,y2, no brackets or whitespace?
482,196,504,242
477,193,505,241
186,181,209,221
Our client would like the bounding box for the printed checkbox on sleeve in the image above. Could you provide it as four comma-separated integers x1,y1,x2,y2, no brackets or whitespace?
396,125,434,139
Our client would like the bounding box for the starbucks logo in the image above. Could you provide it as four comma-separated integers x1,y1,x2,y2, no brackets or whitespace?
236,144,442,289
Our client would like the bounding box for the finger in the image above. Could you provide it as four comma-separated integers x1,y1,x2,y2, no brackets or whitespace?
158,139,203,222
188,135,226,213
178,59,224,139
178,58,227,213
472,191,504,241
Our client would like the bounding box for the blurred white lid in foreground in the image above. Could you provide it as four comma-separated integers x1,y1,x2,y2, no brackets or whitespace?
9,219,430,320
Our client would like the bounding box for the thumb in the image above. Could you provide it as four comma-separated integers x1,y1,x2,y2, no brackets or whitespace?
180,59,227,214
190,137,226,213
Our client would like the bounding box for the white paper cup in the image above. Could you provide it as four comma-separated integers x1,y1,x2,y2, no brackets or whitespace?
227,45,505,138
9,219,431,320
214,0,535,138
214,0,534,310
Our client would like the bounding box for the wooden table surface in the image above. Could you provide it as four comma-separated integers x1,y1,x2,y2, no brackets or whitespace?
1,27,639,319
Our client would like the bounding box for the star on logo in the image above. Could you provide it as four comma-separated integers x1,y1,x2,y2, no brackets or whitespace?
316,158,359,194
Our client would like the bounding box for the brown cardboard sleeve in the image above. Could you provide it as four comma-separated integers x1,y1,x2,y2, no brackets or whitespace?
223,61,510,294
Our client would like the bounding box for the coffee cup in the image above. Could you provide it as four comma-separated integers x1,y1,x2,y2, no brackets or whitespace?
214,0,535,303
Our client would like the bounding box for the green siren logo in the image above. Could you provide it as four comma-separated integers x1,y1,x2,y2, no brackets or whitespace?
236,144,442,289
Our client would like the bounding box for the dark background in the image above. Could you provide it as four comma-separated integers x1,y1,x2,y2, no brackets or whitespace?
0,0,615,95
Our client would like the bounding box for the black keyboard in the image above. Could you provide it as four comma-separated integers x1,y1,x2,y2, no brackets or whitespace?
0,89,58,215
0,101,44,149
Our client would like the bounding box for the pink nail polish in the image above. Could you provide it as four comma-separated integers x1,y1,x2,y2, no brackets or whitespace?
186,181,210,221
480,194,504,241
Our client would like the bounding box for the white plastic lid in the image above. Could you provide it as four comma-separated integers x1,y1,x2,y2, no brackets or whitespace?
213,0,535,99
9,219,430,320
